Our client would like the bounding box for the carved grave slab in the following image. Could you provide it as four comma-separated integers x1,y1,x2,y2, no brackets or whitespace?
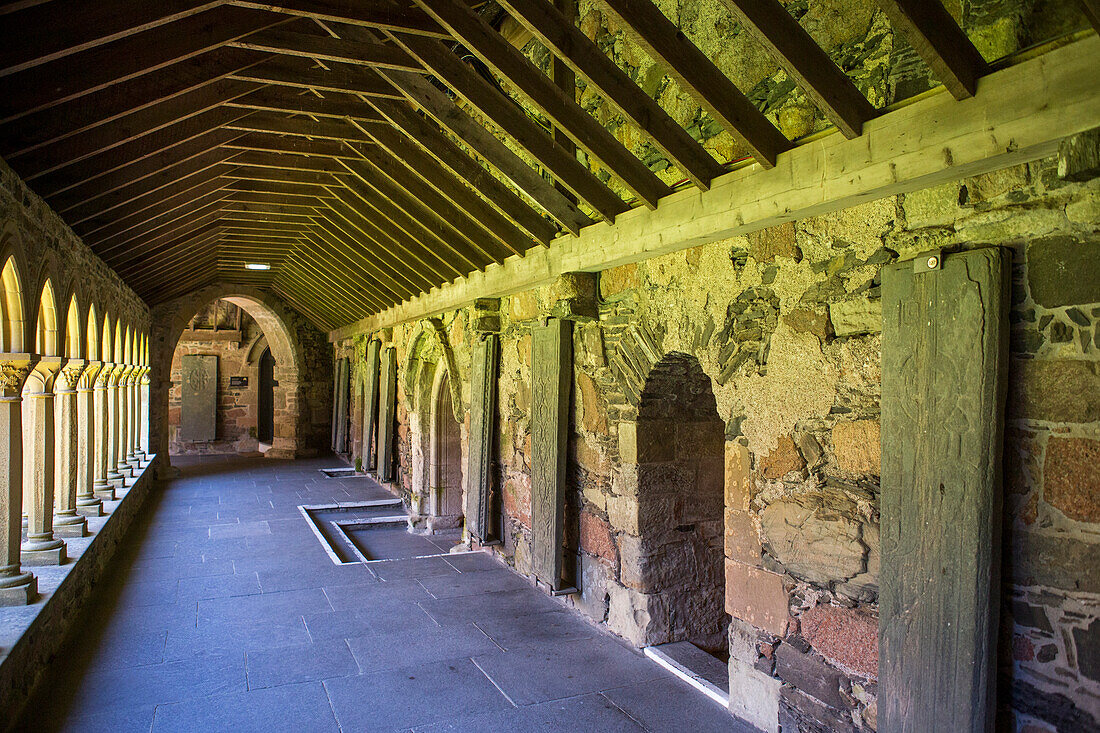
530,319,572,591
377,346,397,483
467,334,499,542
880,248,1009,733
180,354,217,442
363,340,381,470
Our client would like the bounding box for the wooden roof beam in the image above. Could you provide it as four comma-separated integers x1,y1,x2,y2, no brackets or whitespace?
388,34,629,221
224,87,384,121
599,0,791,168
348,125,537,258
43,127,244,203
222,111,380,141
410,0,671,208
229,28,422,71
0,0,217,76
228,56,403,98
716,0,876,138
225,0,450,38
376,69,591,235
0,6,287,121
495,0,724,190
872,0,990,99
366,96,562,244
223,133,363,160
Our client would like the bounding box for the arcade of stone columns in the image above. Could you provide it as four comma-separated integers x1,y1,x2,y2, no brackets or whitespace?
0,263,150,603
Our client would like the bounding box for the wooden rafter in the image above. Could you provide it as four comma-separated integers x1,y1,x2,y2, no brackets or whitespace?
872,0,989,99
716,0,876,138
410,0,671,208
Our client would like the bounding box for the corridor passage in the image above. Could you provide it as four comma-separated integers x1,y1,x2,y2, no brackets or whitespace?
17,456,750,733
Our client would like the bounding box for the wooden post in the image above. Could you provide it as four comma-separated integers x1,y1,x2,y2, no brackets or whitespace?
466,333,499,542
377,346,397,483
880,248,1009,732
530,318,572,591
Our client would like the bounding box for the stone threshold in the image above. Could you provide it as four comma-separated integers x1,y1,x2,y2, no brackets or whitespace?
644,641,730,708
0,456,159,720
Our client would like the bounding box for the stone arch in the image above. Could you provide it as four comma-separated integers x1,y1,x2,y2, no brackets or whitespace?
426,361,464,531
150,285,313,469
403,320,462,525
86,304,99,361
63,293,82,359
33,279,60,358
0,229,28,353
617,352,727,652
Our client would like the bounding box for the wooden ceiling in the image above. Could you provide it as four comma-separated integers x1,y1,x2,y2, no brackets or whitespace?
0,0,1004,330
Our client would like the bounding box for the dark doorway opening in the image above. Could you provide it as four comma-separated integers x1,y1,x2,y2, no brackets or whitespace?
258,346,275,444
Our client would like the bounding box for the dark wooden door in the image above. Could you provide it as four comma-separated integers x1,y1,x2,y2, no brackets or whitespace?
258,347,274,443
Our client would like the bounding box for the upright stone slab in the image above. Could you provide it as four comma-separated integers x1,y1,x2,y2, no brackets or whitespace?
332,357,349,452
530,319,572,591
880,248,1009,733
180,355,217,442
466,334,499,542
362,340,381,470
377,347,397,483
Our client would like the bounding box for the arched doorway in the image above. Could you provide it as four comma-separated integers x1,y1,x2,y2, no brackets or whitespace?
258,347,275,445
432,372,463,524
635,352,727,653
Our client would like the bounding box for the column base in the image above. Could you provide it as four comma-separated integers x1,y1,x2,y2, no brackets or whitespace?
93,483,116,501
0,573,37,606
21,540,66,566
76,498,104,517
53,515,88,538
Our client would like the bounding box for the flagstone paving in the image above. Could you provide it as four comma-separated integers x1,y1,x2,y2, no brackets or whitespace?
16,455,756,732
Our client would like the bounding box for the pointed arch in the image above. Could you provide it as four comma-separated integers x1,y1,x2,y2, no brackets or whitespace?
86,304,99,361
34,279,60,357
113,319,124,364
101,313,113,364
0,255,25,354
65,294,82,359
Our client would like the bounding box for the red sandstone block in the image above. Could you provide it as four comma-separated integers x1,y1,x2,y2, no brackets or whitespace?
1043,436,1100,523
800,603,878,679
579,511,618,566
725,559,788,636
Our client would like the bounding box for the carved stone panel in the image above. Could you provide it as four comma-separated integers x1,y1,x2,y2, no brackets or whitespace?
880,248,1009,733
363,340,381,470
466,334,499,542
530,319,573,591
332,357,350,452
377,347,397,483
180,355,217,442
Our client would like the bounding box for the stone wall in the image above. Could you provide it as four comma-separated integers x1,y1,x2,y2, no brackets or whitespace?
167,307,267,455
338,146,1099,732
0,157,149,349
150,286,332,464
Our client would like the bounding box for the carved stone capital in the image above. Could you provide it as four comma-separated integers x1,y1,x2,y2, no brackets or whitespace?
26,355,63,395
80,361,103,389
0,355,35,397
95,362,114,388
57,358,88,391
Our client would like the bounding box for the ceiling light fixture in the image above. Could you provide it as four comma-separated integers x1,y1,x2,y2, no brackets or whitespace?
245,263,271,271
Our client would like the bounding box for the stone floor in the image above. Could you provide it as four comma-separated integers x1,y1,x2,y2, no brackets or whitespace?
15,455,755,732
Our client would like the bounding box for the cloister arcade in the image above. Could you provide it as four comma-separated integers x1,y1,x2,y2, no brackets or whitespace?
0,241,150,606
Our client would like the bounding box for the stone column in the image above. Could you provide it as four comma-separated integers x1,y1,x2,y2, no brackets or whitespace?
0,356,37,605
76,362,103,515
139,367,150,463
53,360,87,538
126,367,140,469
106,363,125,487
116,364,133,479
93,362,115,500
22,356,66,566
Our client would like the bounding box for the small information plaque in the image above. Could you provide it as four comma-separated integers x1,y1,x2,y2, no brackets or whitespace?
229,376,248,388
